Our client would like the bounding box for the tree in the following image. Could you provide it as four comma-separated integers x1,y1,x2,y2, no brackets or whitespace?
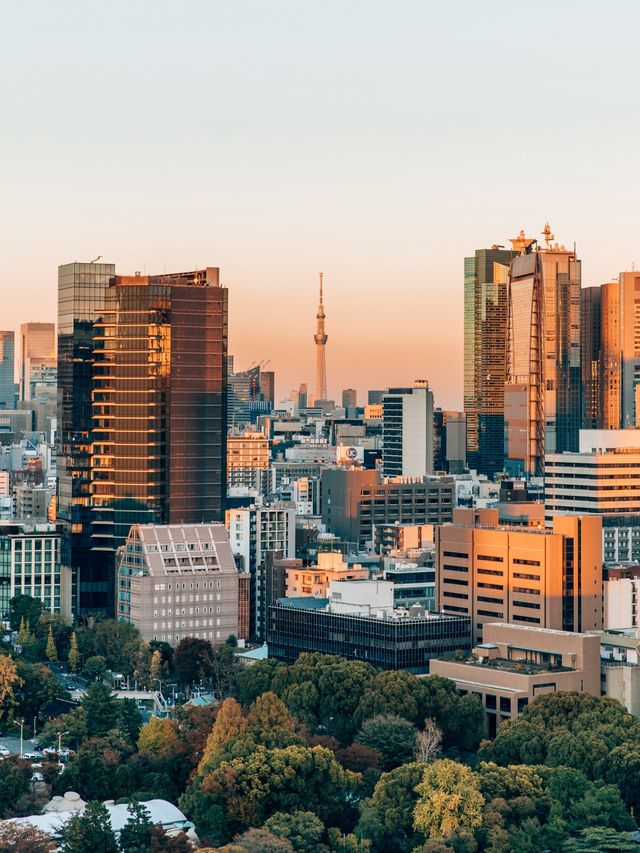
0,822,55,851
117,800,154,853
198,697,248,773
149,650,162,687
413,759,484,840
235,659,283,707
354,670,424,728
247,691,302,748
415,718,442,764
173,637,214,686
84,656,107,681
9,594,43,633
56,800,118,853
45,625,57,662
562,826,638,852
68,632,80,673
335,743,382,773
117,698,143,745
0,757,31,817
14,660,62,721
355,715,418,771
137,716,178,760
38,708,88,752
81,682,119,736
149,826,192,852
197,745,360,841
356,763,424,852
264,810,324,853
0,655,23,718
210,642,240,698
92,621,143,676
222,828,294,852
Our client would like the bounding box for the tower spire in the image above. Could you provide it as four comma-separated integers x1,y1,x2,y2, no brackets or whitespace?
314,272,328,402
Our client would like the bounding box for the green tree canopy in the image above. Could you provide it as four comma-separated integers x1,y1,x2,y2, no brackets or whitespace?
56,800,118,853
413,758,485,841
355,715,417,771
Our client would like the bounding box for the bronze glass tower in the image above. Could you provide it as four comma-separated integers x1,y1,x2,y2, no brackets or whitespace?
91,268,228,582
463,246,516,475
580,286,602,429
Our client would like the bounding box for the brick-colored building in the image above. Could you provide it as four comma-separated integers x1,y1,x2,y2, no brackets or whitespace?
436,509,602,644
430,622,601,736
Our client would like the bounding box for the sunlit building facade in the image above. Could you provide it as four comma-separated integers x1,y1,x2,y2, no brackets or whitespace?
463,246,516,475
504,229,581,476
581,286,602,429
91,268,228,611
20,322,56,402
620,270,640,426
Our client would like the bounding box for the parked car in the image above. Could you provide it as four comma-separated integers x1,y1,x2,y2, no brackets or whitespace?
23,750,43,761
0,745,10,758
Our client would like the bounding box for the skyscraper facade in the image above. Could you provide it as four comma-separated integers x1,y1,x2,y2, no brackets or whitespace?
20,322,56,402
57,261,115,614
601,281,622,429
620,270,640,426
464,246,517,475
580,286,602,429
91,268,227,605
0,332,14,410
313,272,328,402
504,228,581,476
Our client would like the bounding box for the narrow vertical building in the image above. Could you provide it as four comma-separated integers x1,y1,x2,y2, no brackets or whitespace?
57,262,115,614
0,332,15,410
580,286,602,429
464,246,516,475
505,226,581,476
620,270,640,426
20,322,56,402
382,381,434,478
601,281,622,429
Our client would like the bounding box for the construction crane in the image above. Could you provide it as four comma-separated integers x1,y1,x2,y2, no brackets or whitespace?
90,255,103,263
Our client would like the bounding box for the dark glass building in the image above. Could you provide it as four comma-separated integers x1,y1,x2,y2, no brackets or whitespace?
57,262,115,614
463,247,517,476
58,263,227,617
91,268,228,597
267,598,471,673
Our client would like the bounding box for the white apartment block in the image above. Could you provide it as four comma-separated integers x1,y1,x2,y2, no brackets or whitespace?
604,566,640,629
226,502,296,573
545,431,640,562
117,523,239,646
382,381,434,478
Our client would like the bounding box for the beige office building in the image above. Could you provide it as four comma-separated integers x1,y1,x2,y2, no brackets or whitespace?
117,522,240,646
285,551,368,598
436,509,602,644
227,431,270,490
430,622,600,736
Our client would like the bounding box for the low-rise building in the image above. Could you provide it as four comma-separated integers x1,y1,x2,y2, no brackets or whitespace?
268,579,471,673
0,520,66,619
116,523,240,646
594,628,640,715
430,622,601,737
604,564,640,629
285,551,368,598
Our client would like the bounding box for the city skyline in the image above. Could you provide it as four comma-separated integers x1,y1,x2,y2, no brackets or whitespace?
3,2,640,408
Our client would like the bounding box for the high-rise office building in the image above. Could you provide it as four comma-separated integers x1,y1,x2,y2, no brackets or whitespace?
20,322,56,402
504,227,581,476
260,370,275,408
464,246,517,475
620,271,640,426
382,381,434,477
580,286,602,429
57,261,115,614
601,281,622,429
342,388,357,410
0,332,15,410
91,268,227,614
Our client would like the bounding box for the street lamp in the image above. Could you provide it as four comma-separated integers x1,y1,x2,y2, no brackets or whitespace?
16,719,24,759
57,730,69,757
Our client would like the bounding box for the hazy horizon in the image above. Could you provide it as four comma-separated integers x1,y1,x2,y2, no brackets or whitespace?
2,1,640,408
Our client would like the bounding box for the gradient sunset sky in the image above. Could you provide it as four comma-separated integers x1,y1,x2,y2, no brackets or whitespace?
2,1,639,408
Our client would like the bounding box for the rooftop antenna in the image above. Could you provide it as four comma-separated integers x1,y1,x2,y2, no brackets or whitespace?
90,255,102,264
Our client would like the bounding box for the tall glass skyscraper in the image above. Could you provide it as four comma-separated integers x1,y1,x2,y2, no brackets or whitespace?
463,246,516,475
0,332,15,410
91,268,227,602
57,262,115,614
505,228,581,476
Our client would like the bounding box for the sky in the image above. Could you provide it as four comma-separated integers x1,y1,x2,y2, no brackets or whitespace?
1,0,640,408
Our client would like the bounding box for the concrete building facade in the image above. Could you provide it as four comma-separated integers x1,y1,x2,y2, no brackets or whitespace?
117,522,239,646
382,382,434,478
